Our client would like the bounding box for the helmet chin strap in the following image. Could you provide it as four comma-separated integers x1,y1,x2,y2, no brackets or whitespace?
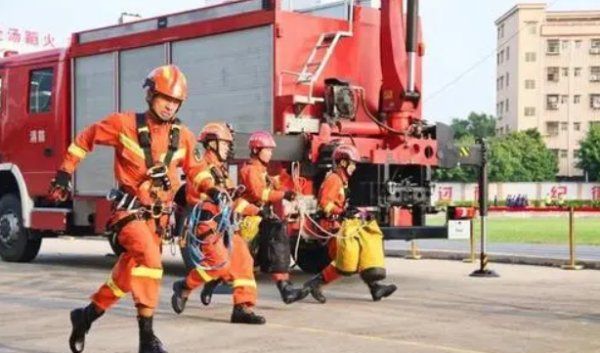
147,92,180,123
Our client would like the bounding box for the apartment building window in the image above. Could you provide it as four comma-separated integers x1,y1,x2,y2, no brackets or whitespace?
499,76,504,89
591,95,600,110
546,122,559,136
591,39,600,54
524,107,536,116
547,95,559,110
575,40,582,49
574,67,582,77
574,122,581,131
561,95,569,104
499,49,504,64
505,99,509,112
561,122,568,131
506,73,510,87
574,95,581,104
499,101,504,114
562,68,569,77
525,80,536,89
547,67,559,82
573,149,580,159
525,52,537,62
591,67,600,82
550,149,559,159
498,24,505,39
591,121,600,130
506,47,510,61
560,150,568,159
547,39,560,54
562,40,570,50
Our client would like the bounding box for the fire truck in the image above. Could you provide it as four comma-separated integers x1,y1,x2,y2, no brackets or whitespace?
0,0,473,271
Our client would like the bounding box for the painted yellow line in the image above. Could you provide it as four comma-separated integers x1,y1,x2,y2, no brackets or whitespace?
269,323,493,353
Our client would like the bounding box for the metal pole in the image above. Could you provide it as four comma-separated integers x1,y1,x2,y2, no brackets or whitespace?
405,240,422,260
463,219,475,263
470,139,499,277
562,207,583,270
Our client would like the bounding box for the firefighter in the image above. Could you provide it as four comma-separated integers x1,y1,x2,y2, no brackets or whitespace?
49,65,199,353
234,131,309,304
170,122,266,325
303,144,397,303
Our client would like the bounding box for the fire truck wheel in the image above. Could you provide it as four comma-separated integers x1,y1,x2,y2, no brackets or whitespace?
0,194,42,262
291,237,331,274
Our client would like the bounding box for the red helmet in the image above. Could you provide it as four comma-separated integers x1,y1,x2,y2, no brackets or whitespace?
198,122,234,143
248,131,276,150
143,65,188,101
333,144,360,164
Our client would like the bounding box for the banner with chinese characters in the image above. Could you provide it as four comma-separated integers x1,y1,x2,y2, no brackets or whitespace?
0,26,56,54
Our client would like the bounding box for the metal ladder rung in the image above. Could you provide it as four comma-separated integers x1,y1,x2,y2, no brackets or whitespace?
307,62,321,67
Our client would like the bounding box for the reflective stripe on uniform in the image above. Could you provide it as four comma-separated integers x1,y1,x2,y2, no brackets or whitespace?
195,268,214,282
160,148,186,163
106,277,126,298
67,143,87,159
131,266,163,280
261,189,271,202
232,279,256,288
193,170,213,186
119,133,146,160
324,202,336,214
235,199,250,214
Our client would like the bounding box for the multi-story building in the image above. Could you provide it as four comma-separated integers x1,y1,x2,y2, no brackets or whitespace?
495,4,600,178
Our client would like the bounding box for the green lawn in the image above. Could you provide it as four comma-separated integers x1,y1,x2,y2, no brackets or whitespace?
426,214,600,245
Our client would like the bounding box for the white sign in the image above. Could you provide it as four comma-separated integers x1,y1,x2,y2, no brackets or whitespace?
448,220,470,240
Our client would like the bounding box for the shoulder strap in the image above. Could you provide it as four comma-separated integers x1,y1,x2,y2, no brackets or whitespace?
163,118,181,166
135,113,154,169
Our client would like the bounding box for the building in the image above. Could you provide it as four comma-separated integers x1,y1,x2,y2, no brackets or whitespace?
495,4,600,178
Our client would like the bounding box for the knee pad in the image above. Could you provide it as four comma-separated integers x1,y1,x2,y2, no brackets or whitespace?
360,267,386,283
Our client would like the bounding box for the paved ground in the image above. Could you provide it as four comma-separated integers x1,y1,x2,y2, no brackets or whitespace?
1,237,600,353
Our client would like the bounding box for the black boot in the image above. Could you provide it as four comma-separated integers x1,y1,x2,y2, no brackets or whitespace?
200,279,222,306
303,274,327,304
230,305,266,325
171,280,188,314
368,282,397,302
276,280,309,304
69,303,104,353
138,316,167,353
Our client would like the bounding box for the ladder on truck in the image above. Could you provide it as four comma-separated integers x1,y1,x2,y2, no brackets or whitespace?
281,0,355,104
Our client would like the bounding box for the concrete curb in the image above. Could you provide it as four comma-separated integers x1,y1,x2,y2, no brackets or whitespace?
386,249,600,270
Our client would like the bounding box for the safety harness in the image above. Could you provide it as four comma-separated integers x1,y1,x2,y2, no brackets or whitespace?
109,113,181,236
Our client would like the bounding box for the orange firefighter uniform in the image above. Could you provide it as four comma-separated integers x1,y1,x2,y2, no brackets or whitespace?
61,111,199,311
183,149,260,307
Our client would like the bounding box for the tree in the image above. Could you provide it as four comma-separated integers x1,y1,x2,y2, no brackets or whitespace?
450,112,496,140
577,125,600,181
487,129,557,182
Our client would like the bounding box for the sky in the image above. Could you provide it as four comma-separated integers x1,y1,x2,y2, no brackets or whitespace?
1,0,599,124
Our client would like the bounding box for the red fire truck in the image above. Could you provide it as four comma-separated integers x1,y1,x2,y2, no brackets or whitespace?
0,0,468,271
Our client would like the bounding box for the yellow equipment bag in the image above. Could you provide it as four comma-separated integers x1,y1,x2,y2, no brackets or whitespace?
239,215,262,242
335,218,385,274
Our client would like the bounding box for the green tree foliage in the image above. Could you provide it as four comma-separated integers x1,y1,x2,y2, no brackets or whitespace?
576,125,600,181
450,112,496,140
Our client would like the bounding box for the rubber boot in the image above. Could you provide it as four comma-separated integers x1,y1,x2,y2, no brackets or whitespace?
368,282,397,302
200,279,222,306
170,280,188,314
276,280,309,304
69,303,104,353
303,274,327,304
138,316,167,353
230,305,266,325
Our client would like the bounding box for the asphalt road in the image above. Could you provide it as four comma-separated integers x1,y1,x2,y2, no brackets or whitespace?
1,237,600,353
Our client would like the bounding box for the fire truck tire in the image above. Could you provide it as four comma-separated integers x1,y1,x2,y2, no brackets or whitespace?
291,237,331,274
0,194,42,262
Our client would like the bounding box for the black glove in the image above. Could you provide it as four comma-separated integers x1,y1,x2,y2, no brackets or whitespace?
283,190,297,202
49,170,72,202
258,207,273,219
206,188,226,204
